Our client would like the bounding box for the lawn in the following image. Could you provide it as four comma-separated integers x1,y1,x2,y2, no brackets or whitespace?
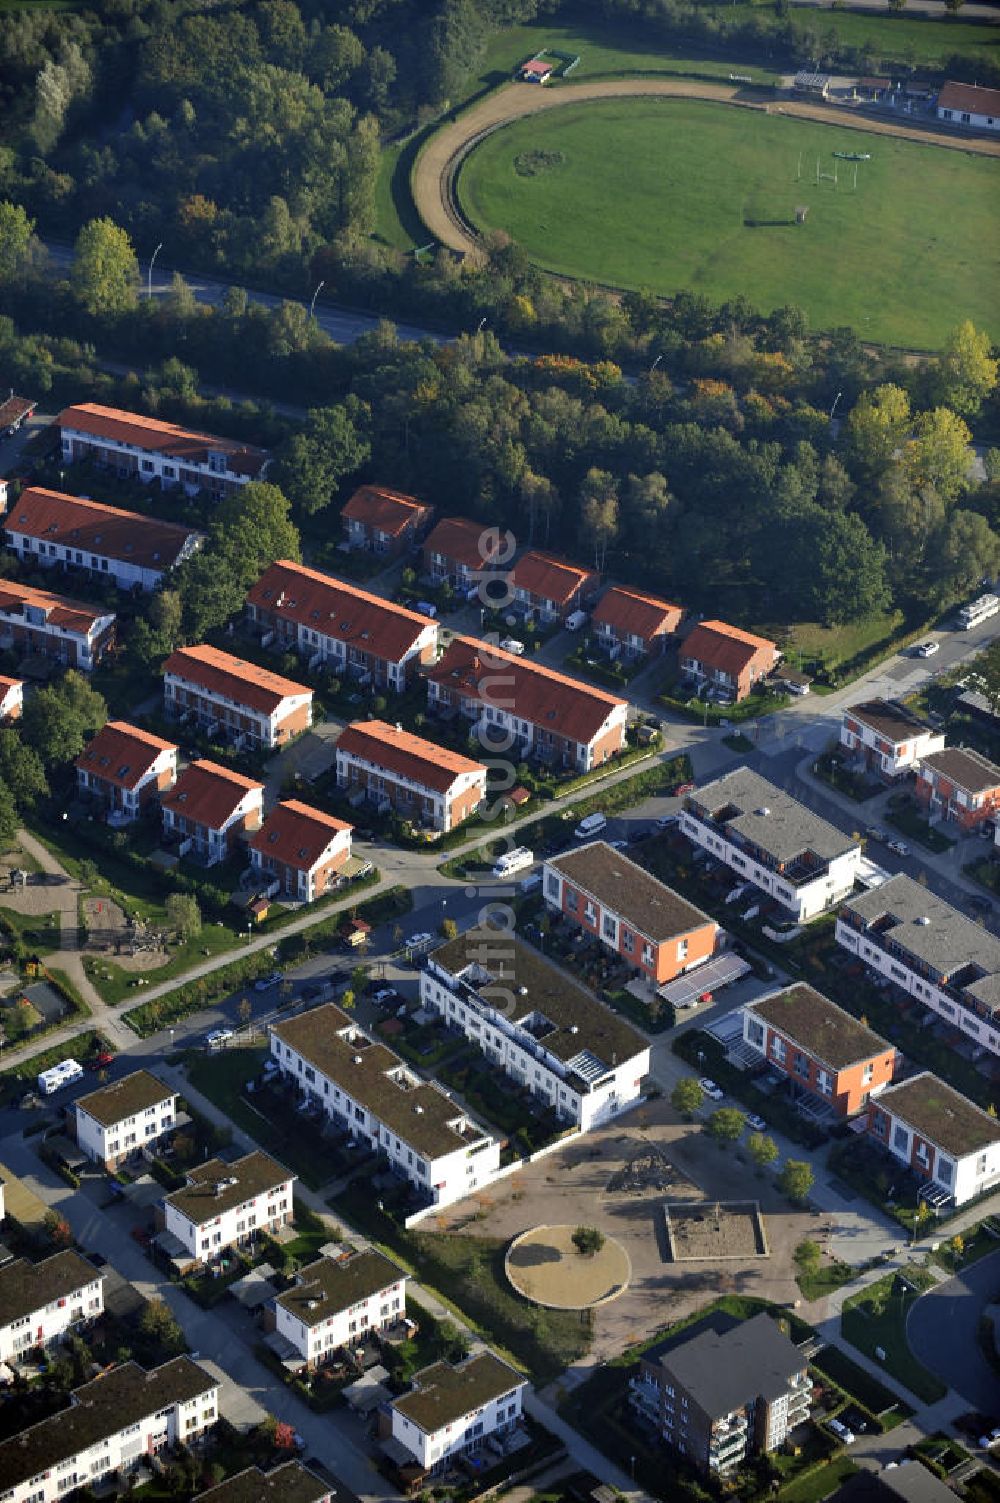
776,611,905,674
777,1456,859,1503
796,1259,855,1302
886,803,955,853
841,1268,947,1404
782,4,1000,70
82,922,239,1007
456,98,1000,348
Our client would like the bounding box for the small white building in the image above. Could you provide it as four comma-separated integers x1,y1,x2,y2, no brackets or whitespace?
0,1251,104,1363
74,1070,179,1170
867,1071,1000,1208
161,1151,295,1263
0,1357,218,1503
389,1352,528,1472
937,80,1000,131
273,1247,407,1368
840,699,945,781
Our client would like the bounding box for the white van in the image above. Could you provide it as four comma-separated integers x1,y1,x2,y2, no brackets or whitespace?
500,637,525,656
565,610,588,632
37,1059,84,1096
492,846,534,879
573,812,608,840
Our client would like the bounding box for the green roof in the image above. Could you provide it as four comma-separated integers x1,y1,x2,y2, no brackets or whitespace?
275,1248,405,1328
164,1150,293,1226
195,1462,331,1503
75,1068,174,1127
0,1250,100,1330
748,984,891,1071
392,1352,524,1435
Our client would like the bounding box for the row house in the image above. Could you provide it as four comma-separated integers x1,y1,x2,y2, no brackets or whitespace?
59,402,269,499
196,1462,336,1503
341,485,433,557
75,721,178,821
630,1313,811,1477
680,620,778,702
591,586,683,659
421,927,651,1132
0,1251,104,1363
836,873,1000,1059
161,1151,295,1264
0,393,36,439
0,578,115,670
247,560,438,691
422,516,502,591
163,643,313,750
161,760,264,867
937,80,1000,130
542,840,720,987
867,1072,1000,1208
249,799,353,902
74,1069,179,1170
681,768,863,922
6,486,202,593
0,676,22,721
0,1357,218,1503
272,1247,407,1368
389,1353,527,1472
335,719,487,833
914,746,1000,832
742,985,897,1117
509,549,599,623
839,699,945,781
270,1003,501,1210
427,636,628,772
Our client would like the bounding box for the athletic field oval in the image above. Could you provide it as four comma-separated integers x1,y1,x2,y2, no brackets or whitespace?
456,98,1000,349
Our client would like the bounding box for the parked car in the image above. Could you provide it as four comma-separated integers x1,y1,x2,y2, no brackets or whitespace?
915,640,940,658
865,825,886,842
674,782,695,796
745,1112,766,1132
698,1077,724,1101
253,972,283,992
406,932,433,951
205,1028,234,1050
887,839,909,856
978,1429,1000,1449
499,636,525,656
655,814,677,831
86,1049,115,1070
370,987,399,1006
828,1419,856,1444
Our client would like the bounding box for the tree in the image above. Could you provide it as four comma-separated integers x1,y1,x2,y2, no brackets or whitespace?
0,779,16,848
165,892,201,942
72,217,139,315
793,1239,822,1276
0,731,48,811
933,509,1000,602
845,383,911,481
671,1078,704,1118
21,672,107,767
0,201,36,284
904,407,973,504
572,1225,606,1257
239,996,253,1036
433,1319,470,1361
43,1210,73,1248
213,481,301,590
272,401,371,515
579,468,619,571
747,1133,779,1171
950,1233,965,1260
706,1107,746,1146
777,1160,815,1204
935,320,997,415
340,989,355,1011
139,1297,184,1357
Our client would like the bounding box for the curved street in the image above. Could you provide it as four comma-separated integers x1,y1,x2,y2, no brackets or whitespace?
907,1249,1000,1411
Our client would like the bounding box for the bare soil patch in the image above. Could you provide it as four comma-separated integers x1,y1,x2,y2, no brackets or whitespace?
665,1201,768,1261
506,1224,630,1309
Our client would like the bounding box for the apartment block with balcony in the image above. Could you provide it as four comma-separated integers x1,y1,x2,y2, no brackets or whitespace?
837,873,1000,1060
59,403,268,499
340,485,433,558
0,578,115,670
74,1069,178,1169
249,800,353,902
679,621,777,702
680,768,863,922
160,1151,295,1265
866,1072,1000,1208
629,1312,811,1476
509,550,599,624
914,746,1000,833
272,1247,407,1368
742,985,897,1117
160,760,264,866
74,721,178,822
422,516,503,590
163,644,313,750
389,1352,527,1472
840,699,945,781
335,719,487,833
591,586,683,659
0,1252,104,1363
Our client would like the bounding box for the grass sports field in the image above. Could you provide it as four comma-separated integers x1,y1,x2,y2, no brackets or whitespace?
457,99,999,348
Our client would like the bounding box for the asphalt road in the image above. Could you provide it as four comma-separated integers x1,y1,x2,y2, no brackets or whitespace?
907,1249,1000,1412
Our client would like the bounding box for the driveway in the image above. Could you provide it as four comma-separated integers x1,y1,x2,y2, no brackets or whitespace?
906,1248,1000,1412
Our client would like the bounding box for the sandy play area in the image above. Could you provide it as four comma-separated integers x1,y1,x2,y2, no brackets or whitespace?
506,1225,631,1309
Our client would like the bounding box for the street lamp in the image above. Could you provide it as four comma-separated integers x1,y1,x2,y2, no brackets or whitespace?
649,353,663,374
308,279,325,321
475,316,487,335
147,242,163,301
829,390,843,422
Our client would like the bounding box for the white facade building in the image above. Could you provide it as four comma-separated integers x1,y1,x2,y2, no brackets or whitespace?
421,928,651,1132
0,1358,218,1503
937,80,1000,130
75,1070,178,1169
58,403,268,499
839,699,945,780
273,1248,406,1367
0,1252,104,1363
867,1072,1000,1208
270,1004,501,1210
161,1151,295,1263
389,1353,527,1472
681,768,863,922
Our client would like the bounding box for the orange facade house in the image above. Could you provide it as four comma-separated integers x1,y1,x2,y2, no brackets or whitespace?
680,620,777,702
249,800,353,903
510,550,600,623
914,746,1000,833
161,760,264,867
743,984,897,1117
335,720,487,833
591,587,683,659
163,644,313,751
422,516,500,591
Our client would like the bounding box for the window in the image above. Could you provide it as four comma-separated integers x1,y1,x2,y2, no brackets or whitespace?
746,1018,765,1049
862,1062,874,1085
893,1125,909,1153
677,938,689,961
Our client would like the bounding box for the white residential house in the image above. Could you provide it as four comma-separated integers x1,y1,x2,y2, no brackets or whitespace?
161,1151,295,1263
272,1248,407,1367
58,403,269,499
936,80,1000,130
74,1070,179,1170
0,1252,104,1363
839,699,945,781
867,1072,1000,1208
0,1357,218,1503
389,1353,528,1472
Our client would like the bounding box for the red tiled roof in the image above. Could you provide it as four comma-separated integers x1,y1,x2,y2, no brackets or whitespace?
161,759,263,831
249,799,352,872
0,578,111,637
0,395,35,428
336,719,487,796
76,720,177,791
247,561,434,665
938,80,1000,116
0,674,22,697
58,403,268,476
163,644,312,718
8,487,200,572
682,620,776,677
341,485,431,538
522,58,553,74
592,586,683,642
423,516,495,572
427,635,626,747
511,551,598,607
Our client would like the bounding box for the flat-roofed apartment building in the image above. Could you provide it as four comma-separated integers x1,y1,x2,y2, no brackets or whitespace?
249,799,352,901
6,486,202,592
914,746,1000,833
591,586,683,659
163,643,313,749
742,985,897,1117
74,1069,178,1169
681,768,863,922
272,1247,407,1367
247,560,438,691
0,578,115,670
195,1462,335,1503
837,873,1000,1059
270,1003,501,1210
389,1352,527,1472
335,719,487,833
840,698,945,781
161,1151,295,1263
161,760,264,866
629,1312,810,1476
0,1357,218,1503
0,1251,104,1363
59,402,268,499
421,927,651,1131
542,840,720,986
867,1072,1000,1208
75,720,178,820
341,485,433,557
427,635,628,772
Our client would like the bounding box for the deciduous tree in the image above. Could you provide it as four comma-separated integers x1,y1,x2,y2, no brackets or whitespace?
72,217,139,315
